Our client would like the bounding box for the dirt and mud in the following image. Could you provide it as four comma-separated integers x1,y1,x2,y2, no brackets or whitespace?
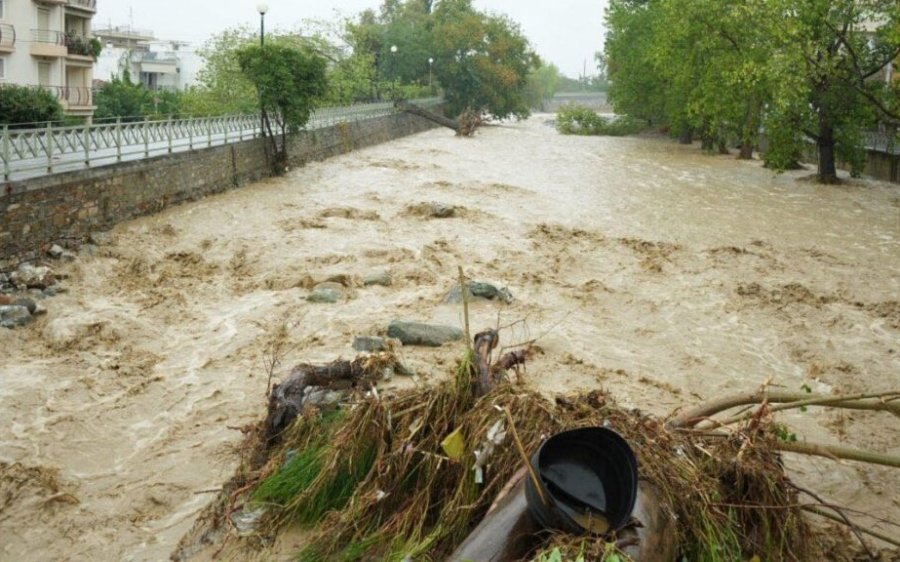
1,117,898,561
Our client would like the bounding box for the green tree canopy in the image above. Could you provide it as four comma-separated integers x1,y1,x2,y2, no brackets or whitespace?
431,0,538,119
237,43,328,172
603,0,900,182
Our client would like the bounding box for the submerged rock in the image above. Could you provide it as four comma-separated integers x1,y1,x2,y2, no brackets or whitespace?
364,271,393,287
387,320,463,347
353,336,389,352
445,282,514,304
431,203,456,218
308,282,344,304
0,305,33,328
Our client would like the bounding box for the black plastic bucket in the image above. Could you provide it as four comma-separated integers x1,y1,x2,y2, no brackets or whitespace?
524,427,638,534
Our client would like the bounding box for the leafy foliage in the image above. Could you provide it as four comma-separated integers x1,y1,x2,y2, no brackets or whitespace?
603,0,900,182
0,84,64,128
556,104,644,136
94,70,183,121
236,44,328,134
524,63,562,110
432,0,538,119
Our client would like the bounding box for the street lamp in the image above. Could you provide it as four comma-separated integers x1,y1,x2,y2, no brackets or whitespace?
428,57,434,92
257,3,268,47
257,3,269,140
390,45,398,98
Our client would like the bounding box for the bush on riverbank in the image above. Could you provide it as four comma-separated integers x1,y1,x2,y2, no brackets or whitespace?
556,103,644,136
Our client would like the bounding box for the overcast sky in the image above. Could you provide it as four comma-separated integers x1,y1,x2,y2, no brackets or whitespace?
94,1,608,78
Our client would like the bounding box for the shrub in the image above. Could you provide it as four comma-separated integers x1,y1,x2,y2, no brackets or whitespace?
0,84,65,128
556,103,644,136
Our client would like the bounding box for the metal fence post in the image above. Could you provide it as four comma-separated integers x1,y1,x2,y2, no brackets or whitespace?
46,121,53,174
115,118,122,162
143,117,149,158
83,122,90,168
167,116,173,154
189,117,193,150
224,118,229,146
2,125,10,181
207,118,212,148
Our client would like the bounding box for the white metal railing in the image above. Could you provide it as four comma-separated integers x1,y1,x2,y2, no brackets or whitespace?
1,97,443,180
865,130,899,155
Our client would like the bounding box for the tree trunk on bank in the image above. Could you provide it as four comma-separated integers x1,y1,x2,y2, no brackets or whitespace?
739,142,754,160
817,122,839,184
678,128,693,145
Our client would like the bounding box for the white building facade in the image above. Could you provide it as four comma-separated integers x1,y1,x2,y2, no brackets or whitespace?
0,0,97,119
94,26,201,92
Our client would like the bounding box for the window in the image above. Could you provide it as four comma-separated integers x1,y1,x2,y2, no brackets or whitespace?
0,57,5,80
0,1,5,21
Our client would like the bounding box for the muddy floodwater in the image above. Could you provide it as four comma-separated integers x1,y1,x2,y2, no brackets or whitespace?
1,117,898,561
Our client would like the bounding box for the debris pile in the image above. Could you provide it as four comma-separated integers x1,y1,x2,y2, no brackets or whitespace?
175,326,900,561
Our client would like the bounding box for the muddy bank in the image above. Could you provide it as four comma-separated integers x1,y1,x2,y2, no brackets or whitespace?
0,117,898,561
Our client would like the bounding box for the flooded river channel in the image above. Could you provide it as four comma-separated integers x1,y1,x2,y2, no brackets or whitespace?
1,116,898,561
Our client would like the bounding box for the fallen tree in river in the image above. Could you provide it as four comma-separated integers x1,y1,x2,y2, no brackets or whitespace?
396,100,483,137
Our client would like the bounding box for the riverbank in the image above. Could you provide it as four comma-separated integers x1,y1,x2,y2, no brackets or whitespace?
0,116,897,561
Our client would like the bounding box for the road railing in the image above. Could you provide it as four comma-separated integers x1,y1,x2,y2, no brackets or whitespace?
1,97,443,180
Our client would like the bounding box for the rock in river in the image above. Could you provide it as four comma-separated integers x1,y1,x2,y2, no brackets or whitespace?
387,320,463,347
0,305,33,329
308,282,344,304
10,264,56,290
445,282,513,304
353,336,389,352
363,271,393,287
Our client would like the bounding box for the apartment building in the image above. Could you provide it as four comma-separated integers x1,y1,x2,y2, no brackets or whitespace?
94,26,201,92
0,0,97,120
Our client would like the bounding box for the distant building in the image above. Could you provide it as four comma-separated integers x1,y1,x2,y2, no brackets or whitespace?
94,26,201,91
0,0,98,120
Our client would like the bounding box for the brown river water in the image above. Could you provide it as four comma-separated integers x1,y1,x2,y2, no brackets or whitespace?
1,116,898,561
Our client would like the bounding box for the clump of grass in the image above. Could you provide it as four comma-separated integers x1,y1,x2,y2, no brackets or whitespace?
556,103,645,136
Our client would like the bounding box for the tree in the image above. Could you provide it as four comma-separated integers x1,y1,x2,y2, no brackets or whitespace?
762,0,900,182
604,0,900,182
94,70,152,121
0,85,64,128
237,43,328,173
523,63,562,110
190,26,265,116
431,0,538,119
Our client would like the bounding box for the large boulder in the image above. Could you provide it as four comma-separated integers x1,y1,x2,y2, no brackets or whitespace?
387,320,463,347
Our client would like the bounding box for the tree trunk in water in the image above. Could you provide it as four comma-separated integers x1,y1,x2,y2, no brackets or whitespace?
817,124,839,184
738,96,758,160
717,138,729,155
678,128,693,145
397,101,461,133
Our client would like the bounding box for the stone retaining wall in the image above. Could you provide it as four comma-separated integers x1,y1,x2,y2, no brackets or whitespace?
0,111,439,269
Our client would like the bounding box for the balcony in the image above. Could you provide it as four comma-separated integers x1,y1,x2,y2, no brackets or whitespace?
0,24,15,53
66,0,97,12
42,85,94,112
65,33,98,62
30,29,68,58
